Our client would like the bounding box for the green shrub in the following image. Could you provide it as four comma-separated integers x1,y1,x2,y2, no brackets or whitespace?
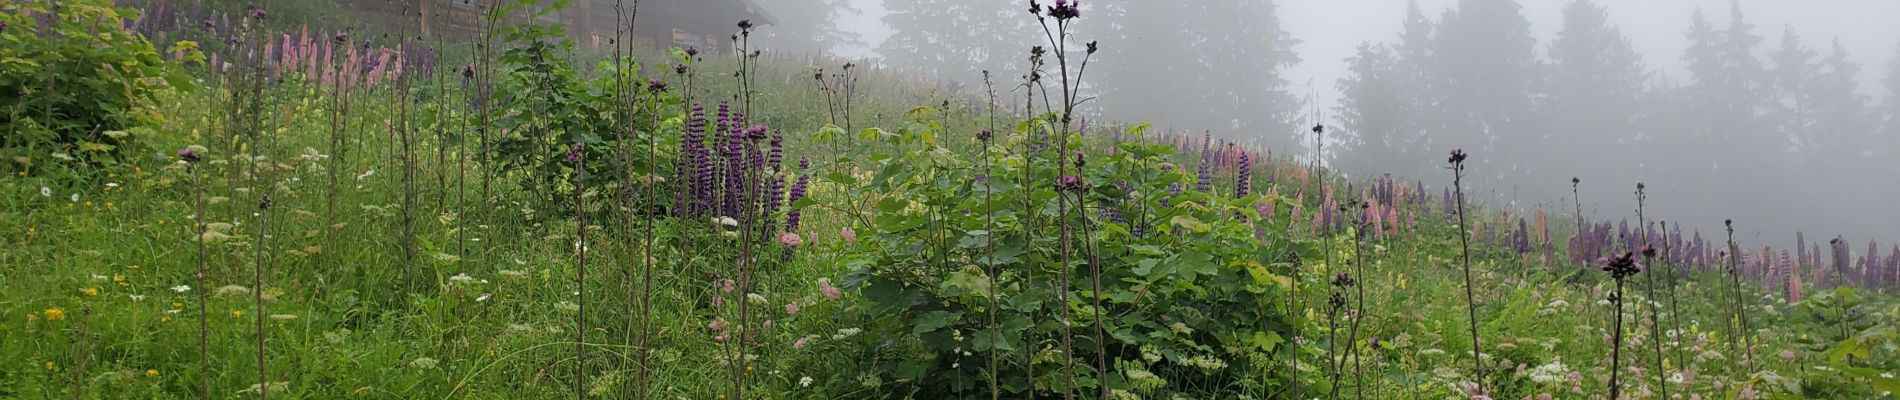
1,0,187,171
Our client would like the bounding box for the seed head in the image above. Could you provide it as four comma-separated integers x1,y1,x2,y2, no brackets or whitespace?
737,20,753,30
1600,251,1640,280
1448,149,1467,164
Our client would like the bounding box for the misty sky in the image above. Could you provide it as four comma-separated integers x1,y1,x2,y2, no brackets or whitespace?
829,0,1900,106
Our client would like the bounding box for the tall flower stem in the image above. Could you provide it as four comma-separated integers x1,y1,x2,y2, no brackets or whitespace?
571,144,588,400
1604,252,1637,400
1725,220,1754,375
252,194,272,400
1636,184,1667,399
1449,150,1483,393
1662,220,1685,368
182,146,209,400
980,70,1001,400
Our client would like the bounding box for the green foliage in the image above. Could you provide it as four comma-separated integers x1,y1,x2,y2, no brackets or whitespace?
834,114,1300,396
1,0,187,171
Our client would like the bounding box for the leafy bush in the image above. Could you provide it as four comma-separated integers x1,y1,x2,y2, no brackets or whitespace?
830,115,1302,396
1,0,187,170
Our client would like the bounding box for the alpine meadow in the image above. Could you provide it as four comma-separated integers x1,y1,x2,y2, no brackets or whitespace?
6,0,1900,399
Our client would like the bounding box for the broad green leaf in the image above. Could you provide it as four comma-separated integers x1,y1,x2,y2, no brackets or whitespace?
913,310,963,335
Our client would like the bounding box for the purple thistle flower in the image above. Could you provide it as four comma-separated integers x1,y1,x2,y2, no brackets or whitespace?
685,46,699,57
1056,175,1085,192
248,6,266,19
177,146,201,163
566,143,583,164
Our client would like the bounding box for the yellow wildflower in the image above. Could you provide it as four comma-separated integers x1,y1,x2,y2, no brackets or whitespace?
83,288,99,297
231,310,243,318
113,275,125,283
45,361,54,371
43,308,66,321
146,369,159,377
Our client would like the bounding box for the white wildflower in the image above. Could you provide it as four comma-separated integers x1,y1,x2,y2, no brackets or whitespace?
40,187,51,197
127,294,146,302
216,285,251,296
799,376,812,387
831,328,862,340
747,293,768,304
172,285,192,293
409,357,438,370
476,293,491,302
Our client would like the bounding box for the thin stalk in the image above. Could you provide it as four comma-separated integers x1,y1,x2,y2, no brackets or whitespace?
574,144,589,400
1662,221,1685,368
1449,151,1483,393
1610,275,1626,400
191,156,210,400
252,194,272,400
1725,220,1754,374
981,70,1001,399
1637,184,1667,399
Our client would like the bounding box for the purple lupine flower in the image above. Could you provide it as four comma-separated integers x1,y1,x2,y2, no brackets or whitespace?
675,104,707,217
1195,133,1212,192
1514,218,1530,254
1235,152,1251,198
1441,187,1454,218
768,129,784,169
1162,182,1181,208
785,174,810,231
798,156,810,170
